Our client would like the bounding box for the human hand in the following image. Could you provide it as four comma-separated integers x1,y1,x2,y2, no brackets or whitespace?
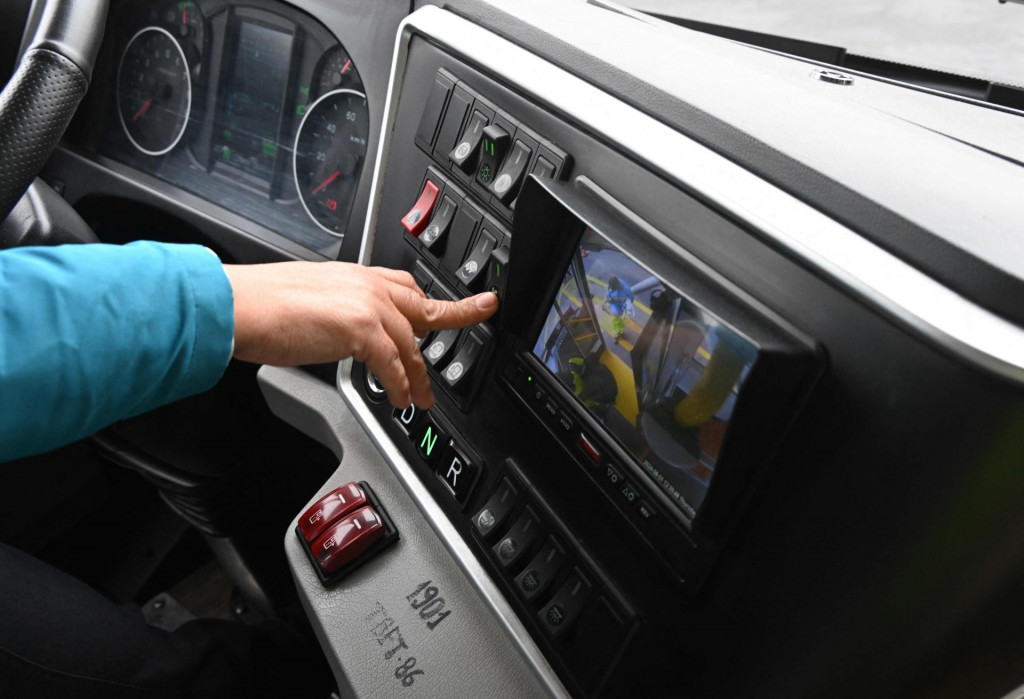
223,261,497,408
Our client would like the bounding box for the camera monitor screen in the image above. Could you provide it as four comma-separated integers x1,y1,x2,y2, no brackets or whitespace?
531,229,759,518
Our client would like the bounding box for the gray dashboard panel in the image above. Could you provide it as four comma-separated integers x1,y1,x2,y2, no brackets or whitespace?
260,365,560,699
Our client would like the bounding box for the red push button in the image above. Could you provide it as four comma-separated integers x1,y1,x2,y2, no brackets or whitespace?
402,180,440,237
311,506,385,574
298,482,368,544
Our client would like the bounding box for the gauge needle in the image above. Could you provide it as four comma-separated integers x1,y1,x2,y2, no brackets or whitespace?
341,59,352,74
312,170,341,194
132,97,153,123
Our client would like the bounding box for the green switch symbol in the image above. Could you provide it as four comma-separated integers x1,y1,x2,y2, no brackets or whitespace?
420,426,438,457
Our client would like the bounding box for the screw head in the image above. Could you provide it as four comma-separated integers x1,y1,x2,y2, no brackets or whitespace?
812,69,854,86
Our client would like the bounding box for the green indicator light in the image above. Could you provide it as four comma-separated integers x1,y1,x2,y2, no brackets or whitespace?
299,86,310,96
261,140,277,157
496,264,501,277
222,129,231,139
221,146,231,160
527,376,533,382
295,104,306,116
420,427,438,456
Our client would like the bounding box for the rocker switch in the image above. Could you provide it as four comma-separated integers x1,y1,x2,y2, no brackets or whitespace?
456,228,498,291
449,110,489,172
311,506,385,575
402,180,440,237
298,482,369,544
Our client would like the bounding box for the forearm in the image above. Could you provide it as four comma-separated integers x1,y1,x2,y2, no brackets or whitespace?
0,242,234,462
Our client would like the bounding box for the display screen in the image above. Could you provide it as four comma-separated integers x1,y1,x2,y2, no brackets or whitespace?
215,20,294,182
531,230,758,518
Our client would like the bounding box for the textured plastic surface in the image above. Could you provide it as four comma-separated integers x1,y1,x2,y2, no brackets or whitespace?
0,48,87,220
259,365,557,699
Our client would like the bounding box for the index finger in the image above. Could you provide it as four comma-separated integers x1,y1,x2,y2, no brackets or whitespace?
394,290,499,335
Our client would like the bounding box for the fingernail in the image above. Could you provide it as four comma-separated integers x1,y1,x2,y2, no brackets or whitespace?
476,292,498,310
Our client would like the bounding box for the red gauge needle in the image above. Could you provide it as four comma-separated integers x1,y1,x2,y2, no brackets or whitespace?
340,59,352,74
132,97,153,123
312,170,340,194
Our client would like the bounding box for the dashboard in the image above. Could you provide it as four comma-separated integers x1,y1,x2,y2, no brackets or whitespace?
33,0,1024,697
58,0,404,262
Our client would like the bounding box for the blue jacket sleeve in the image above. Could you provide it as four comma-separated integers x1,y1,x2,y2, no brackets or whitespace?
0,241,235,462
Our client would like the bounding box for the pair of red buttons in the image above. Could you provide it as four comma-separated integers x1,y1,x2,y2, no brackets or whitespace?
298,482,386,575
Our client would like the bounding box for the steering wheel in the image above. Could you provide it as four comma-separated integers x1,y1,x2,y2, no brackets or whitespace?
0,0,108,223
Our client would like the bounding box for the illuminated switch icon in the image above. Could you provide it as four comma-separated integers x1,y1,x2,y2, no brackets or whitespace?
415,415,450,466
459,260,479,280
453,141,472,160
421,224,441,244
423,328,459,368
492,173,513,194
457,229,497,292
402,180,439,237
546,604,566,627
477,509,496,531
474,124,510,188
420,427,440,458
393,404,421,436
444,361,465,382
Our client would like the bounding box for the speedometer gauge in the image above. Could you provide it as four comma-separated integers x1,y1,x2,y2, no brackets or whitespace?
293,89,369,236
117,27,192,156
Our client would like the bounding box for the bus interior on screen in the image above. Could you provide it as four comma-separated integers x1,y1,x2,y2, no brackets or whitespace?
531,229,758,517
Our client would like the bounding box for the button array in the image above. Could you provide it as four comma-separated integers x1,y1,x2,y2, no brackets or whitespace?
417,69,569,223
508,360,668,545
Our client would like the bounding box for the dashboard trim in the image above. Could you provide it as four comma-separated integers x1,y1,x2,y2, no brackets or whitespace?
362,5,1024,384
336,362,571,699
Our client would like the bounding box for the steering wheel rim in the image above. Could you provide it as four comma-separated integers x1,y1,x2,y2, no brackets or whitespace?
0,0,109,222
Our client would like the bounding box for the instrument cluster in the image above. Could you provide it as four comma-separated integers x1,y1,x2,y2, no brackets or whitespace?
99,0,370,257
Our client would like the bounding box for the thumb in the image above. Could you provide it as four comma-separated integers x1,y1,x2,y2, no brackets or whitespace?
417,292,498,333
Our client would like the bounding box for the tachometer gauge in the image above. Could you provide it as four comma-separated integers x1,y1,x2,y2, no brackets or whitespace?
315,46,362,98
117,27,192,156
293,89,369,236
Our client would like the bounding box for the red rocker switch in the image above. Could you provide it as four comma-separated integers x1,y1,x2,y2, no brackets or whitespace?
402,180,440,237
298,482,369,544
311,506,386,575
296,480,400,585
